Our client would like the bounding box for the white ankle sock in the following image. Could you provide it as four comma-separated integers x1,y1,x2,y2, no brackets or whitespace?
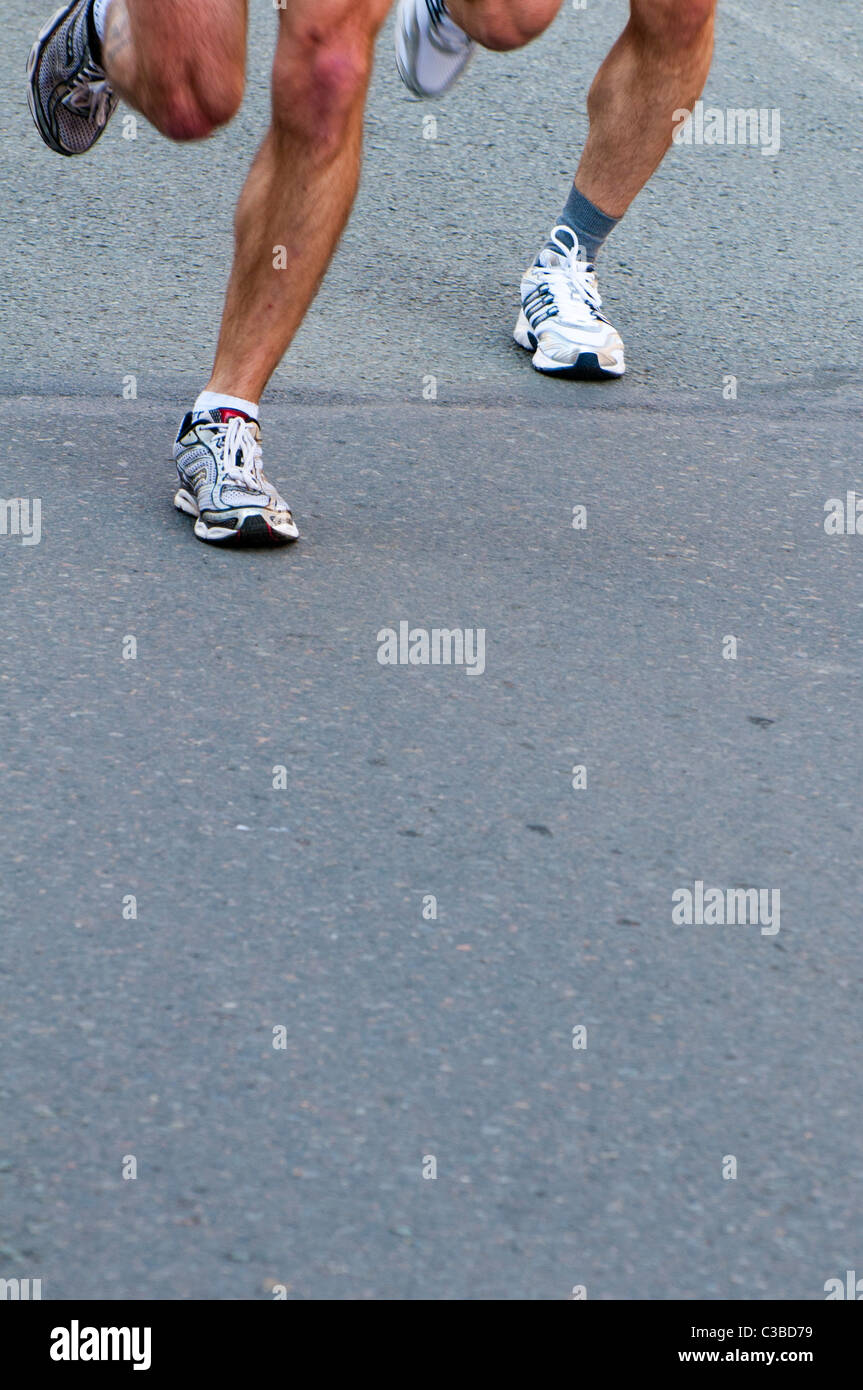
193,390,259,420
92,0,114,42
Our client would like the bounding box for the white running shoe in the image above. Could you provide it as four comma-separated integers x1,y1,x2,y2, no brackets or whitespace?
514,226,626,378
395,0,475,98
173,409,299,546
27,0,119,157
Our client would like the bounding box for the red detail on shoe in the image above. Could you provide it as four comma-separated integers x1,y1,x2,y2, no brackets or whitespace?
216,407,256,423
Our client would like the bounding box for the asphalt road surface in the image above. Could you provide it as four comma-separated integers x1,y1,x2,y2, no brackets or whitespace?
1,0,862,1300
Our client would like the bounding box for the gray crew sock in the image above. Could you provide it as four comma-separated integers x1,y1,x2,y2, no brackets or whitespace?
544,184,620,264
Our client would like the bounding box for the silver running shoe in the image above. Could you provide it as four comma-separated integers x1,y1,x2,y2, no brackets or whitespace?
395,0,475,98
173,410,299,546
28,1,119,156
514,226,626,378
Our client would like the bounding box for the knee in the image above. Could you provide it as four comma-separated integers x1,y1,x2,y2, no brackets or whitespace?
631,0,716,50
271,27,374,152
460,0,559,52
156,68,244,143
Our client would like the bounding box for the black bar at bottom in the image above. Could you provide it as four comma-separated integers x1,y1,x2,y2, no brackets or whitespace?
2,1299,859,1377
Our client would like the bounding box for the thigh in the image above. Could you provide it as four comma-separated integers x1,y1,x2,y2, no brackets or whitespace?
497,0,564,29
274,0,394,46
121,0,248,90
456,0,564,49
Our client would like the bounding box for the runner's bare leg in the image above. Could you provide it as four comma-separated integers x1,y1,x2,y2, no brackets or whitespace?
102,0,393,401
448,0,717,217
207,0,394,401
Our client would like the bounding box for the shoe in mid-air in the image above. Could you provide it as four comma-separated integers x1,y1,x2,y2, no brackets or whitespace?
173,409,299,546
514,226,626,379
395,0,475,98
28,1,119,156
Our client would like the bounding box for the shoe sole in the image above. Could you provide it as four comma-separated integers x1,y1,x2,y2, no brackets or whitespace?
513,312,626,380
174,488,299,547
27,1,112,156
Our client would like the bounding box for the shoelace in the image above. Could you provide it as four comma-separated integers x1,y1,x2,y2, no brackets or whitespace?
214,416,272,497
544,225,603,313
523,225,606,333
63,61,114,125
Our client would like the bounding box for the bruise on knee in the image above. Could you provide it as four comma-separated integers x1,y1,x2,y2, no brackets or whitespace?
271,23,374,149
